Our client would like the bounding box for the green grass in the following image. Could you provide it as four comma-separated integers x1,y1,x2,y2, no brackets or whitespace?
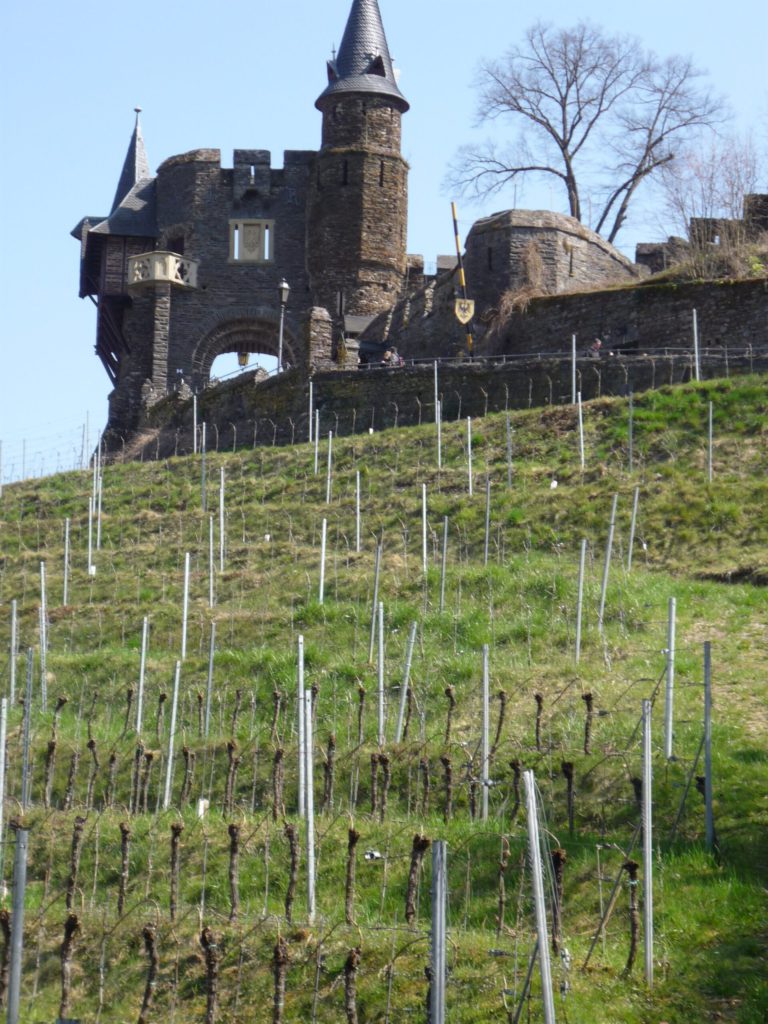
0,374,766,1022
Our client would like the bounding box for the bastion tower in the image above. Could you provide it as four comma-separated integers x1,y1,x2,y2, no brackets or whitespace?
308,0,410,323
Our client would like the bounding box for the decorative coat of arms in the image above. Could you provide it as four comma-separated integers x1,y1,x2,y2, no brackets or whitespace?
454,298,475,324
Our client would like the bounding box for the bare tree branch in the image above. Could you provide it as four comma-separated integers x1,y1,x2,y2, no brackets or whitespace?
448,20,727,242
657,130,763,235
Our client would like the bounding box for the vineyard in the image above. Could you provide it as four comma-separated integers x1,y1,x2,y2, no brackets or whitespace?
0,375,767,1023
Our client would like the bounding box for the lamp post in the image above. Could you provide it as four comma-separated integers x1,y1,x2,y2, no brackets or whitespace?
277,278,290,372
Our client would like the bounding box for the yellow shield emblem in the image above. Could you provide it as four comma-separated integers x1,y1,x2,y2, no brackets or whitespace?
454,298,475,325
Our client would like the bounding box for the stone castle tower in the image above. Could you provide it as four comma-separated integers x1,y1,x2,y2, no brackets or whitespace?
72,0,409,441
308,0,409,321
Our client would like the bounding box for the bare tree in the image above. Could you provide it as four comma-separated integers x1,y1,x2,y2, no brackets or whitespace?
448,21,725,242
658,130,763,234
656,130,767,277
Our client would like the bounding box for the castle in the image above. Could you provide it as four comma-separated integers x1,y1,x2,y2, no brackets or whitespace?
73,0,767,448
73,0,413,438
72,0,647,442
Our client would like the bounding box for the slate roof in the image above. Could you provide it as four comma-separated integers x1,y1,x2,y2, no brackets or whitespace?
316,0,408,112
90,178,157,238
112,110,152,213
70,216,108,242
71,111,158,242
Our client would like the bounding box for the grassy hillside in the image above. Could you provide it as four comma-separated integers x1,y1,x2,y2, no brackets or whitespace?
0,374,766,1023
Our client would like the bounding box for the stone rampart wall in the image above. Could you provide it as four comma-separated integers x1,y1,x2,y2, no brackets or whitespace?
112,347,768,461
364,277,768,362
489,278,768,354
464,210,641,314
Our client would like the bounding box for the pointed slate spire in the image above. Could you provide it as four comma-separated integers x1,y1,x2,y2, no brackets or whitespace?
111,108,151,213
316,0,408,112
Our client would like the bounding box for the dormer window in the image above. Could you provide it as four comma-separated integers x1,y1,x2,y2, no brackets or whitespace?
368,54,386,77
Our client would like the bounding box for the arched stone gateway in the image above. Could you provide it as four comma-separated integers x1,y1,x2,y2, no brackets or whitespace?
191,311,299,391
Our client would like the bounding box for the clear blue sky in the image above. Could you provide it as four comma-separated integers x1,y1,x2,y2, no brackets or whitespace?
1,0,765,481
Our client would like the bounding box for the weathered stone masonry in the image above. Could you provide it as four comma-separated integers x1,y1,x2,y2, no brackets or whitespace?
364,276,768,361
120,339,768,463
73,0,411,447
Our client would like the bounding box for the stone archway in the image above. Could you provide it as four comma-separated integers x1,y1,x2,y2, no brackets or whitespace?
190,308,300,390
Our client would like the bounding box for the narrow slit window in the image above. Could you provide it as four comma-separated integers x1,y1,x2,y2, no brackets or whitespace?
379,161,385,186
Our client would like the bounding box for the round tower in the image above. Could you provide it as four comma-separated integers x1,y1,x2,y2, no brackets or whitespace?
308,0,409,324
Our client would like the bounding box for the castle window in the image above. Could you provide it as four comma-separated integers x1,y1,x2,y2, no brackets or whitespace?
169,236,185,256
379,161,385,186
487,247,493,271
229,220,275,262
342,160,349,186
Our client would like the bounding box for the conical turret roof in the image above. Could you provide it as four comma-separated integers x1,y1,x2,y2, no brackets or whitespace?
111,108,151,213
316,0,408,112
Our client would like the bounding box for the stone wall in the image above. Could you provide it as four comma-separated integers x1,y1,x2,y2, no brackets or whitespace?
486,278,768,355
112,346,768,461
464,210,641,315
363,276,768,361
152,148,315,389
